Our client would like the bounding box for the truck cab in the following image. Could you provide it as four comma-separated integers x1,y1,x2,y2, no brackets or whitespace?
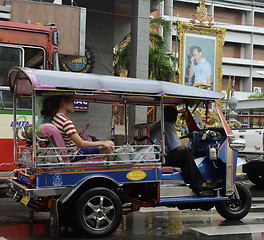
232,127,264,186
0,21,59,172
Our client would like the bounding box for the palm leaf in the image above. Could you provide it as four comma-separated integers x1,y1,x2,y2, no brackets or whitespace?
150,17,171,33
114,17,175,81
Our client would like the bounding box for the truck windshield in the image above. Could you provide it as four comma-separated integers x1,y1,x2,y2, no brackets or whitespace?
0,45,22,109
24,47,45,69
0,46,22,85
0,45,45,110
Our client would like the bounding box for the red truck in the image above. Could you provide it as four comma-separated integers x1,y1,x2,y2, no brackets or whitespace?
0,20,59,172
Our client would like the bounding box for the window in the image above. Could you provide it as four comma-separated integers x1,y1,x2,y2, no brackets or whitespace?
24,47,45,69
0,45,45,110
0,45,23,109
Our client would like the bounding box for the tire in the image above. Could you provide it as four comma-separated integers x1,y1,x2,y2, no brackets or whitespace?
247,171,264,186
215,182,252,220
74,187,123,237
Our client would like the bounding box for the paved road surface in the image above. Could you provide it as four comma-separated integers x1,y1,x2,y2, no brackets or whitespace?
0,180,263,240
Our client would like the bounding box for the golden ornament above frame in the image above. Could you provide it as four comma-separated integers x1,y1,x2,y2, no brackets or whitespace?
177,20,226,93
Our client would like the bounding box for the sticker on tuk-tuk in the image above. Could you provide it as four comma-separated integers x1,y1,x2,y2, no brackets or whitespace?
53,174,63,186
126,170,146,181
21,196,30,206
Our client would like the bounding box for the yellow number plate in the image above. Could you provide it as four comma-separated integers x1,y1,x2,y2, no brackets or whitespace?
21,197,30,206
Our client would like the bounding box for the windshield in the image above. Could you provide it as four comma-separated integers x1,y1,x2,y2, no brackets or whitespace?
190,101,222,130
0,45,23,109
175,101,224,138
0,45,45,110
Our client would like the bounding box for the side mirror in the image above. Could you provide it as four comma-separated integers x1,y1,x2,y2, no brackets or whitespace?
229,139,246,152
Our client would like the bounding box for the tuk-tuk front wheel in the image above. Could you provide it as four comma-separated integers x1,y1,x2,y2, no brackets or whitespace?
215,182,251,220
74,187,123,237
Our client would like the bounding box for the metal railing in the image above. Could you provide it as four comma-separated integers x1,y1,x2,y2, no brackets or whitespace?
17,144,161,168
236,115,264,128
213,0,264,7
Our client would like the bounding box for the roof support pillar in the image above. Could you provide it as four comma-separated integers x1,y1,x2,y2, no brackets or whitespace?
129,0,150,141
130,0,150,79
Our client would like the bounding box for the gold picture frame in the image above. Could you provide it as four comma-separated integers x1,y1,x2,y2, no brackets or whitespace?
177,20,226,92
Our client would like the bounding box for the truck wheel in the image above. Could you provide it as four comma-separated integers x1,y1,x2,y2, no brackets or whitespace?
247,171,264,186
74,187,123,237
215,182,251,220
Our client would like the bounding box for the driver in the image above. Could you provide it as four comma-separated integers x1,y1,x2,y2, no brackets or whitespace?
150,106,213,196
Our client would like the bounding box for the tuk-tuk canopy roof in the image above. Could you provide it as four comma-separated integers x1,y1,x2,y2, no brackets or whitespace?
9,67,225,104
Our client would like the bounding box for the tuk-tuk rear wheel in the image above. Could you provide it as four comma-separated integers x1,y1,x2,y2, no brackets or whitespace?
74,187,123,237
215,182,251,220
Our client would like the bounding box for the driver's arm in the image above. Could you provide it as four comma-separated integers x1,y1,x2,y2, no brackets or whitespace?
165,123,189,151
175,144,191,151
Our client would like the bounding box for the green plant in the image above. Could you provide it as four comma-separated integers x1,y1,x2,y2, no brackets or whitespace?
113,17,176,81
248,92,264,99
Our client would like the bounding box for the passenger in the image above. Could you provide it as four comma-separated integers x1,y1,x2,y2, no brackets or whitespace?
25,97,58,142
50,95,114,161
150,106,212,196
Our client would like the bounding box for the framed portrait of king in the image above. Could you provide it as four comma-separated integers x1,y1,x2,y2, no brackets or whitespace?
177,21,226,92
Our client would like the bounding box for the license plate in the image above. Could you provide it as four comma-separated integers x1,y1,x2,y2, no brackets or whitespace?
21,196,30,206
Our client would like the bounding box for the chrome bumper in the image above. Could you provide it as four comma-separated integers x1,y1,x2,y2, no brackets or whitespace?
8,178,68,197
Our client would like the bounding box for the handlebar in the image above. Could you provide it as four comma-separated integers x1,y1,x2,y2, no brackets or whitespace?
180,130,219,140
15,125,47,142
16,126,28,141
180,135,189,139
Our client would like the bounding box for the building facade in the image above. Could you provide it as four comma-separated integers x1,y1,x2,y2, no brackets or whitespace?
0,0,159,140
160,0,264,114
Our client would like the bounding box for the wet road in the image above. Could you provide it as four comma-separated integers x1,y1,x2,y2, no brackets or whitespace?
0,180,264,240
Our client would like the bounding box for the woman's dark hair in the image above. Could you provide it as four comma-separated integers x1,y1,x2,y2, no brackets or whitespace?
164,106,178,123
40,95,72,118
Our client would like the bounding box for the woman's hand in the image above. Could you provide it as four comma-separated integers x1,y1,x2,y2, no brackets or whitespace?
100,141,115,154
103,140,115,151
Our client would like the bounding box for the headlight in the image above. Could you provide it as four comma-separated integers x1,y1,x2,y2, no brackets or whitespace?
229,139,246,152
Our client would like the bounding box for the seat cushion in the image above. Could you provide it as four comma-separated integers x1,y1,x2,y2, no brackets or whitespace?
162,167,174,174
37,123,70,163
37,124,65,147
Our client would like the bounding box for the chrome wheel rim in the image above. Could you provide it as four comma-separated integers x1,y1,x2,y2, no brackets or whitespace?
83,195,115,231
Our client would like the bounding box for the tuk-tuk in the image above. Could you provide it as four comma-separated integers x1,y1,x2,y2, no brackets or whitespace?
7,67,251,237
